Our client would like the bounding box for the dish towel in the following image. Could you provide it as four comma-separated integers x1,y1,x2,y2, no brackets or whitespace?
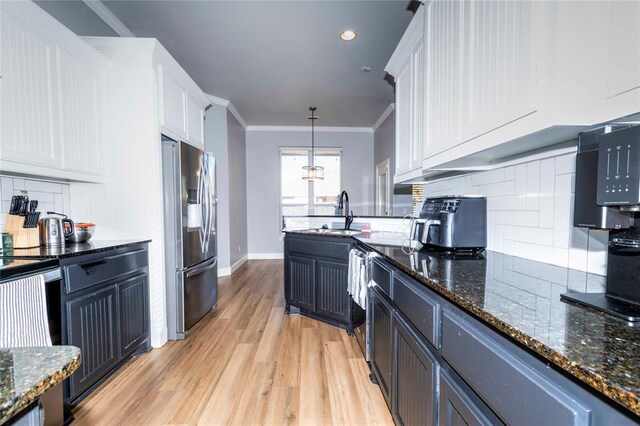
0,274,52,348
348,249,372,310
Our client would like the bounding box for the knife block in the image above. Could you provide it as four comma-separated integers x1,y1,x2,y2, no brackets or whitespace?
5,215,39,249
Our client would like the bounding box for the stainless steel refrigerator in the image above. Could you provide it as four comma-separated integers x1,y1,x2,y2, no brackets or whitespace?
162,136,217,340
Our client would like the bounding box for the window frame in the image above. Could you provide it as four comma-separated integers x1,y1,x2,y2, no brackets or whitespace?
279,147,343,221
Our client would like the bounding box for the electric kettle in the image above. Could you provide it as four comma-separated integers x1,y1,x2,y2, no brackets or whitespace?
38,212,75,247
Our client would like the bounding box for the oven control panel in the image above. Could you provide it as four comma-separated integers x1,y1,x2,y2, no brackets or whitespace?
422,199,461,214
597,125,640,206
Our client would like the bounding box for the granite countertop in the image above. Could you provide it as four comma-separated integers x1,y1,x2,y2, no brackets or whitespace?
349,232,640,417
0,346,81,425
1,239,151,260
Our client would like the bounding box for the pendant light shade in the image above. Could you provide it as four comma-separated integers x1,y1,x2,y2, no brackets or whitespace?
303,106,324,181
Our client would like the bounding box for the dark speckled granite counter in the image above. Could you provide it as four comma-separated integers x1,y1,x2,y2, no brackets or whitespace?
348,232,640,417
1,239,151,260
0,346,81,425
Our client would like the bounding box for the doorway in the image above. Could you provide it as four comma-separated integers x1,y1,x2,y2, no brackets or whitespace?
375,159,391,216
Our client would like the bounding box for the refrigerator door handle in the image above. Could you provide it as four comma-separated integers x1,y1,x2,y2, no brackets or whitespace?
186,257,217,278
202,158,211,252
198,155,207,253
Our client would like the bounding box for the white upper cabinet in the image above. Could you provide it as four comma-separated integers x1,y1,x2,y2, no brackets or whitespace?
58,49,104,176
1,6,61,169
416,0,640,172
386,7,424,183
156,48,208,149
0,1,106,182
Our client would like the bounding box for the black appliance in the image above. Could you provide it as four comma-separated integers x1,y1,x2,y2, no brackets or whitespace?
562,124,640,321
411,196,487,252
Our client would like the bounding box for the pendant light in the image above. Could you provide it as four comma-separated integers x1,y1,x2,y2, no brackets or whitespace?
302,106,324,180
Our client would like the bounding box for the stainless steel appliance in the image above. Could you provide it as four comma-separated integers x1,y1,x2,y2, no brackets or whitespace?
162,136,218,339
562,124,640,321
411,196,487,251
38,212,74,247
352,244,371,361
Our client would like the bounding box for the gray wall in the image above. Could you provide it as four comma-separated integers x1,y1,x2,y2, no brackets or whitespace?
205,104,231,270
246,130,374,256
227,112,248,266
374,111,395,180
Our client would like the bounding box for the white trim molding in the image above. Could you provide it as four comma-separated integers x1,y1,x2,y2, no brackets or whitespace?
82,0,135,37
372,103,395,132
248,252,284,260
246,126,373,133
206,94,247,129
218,255,248,277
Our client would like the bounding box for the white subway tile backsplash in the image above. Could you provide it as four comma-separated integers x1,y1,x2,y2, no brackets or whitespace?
424,150,607,276
0,175,71,231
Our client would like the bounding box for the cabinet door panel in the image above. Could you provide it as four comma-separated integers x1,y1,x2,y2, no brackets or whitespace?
66,285,118,400
1,11,60,167
461,1,536,142
288,255,315,311
606,1,640,99
395,60,412,175
161,71,187,137
425,0,464,153
371,289,393,408
410,41,424,171
315,259,349,322
439,370,496,426
186,93,204,147
393,313,438,426
58,48,103,175
118,274,149,358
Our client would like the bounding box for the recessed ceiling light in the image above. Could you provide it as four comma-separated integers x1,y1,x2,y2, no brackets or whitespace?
339,30,356,41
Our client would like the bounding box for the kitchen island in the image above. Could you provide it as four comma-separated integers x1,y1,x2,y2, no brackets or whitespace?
286,229,640,423
0,346,81,425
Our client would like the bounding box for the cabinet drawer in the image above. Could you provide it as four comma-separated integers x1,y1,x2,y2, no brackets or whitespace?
64,248,148,294
393,272,441,349
288,237,351,260
371,258,392,298
442,312,590,426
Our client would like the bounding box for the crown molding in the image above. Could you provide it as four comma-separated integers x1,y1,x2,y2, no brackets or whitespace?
206,94,247,129
372,103,395,132
385,6,424,75
246,126,373,133
82,0,134,37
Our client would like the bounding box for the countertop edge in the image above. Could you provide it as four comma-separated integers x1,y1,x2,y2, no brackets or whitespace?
2,239,152,260
0,350,81,425
356,238,640,418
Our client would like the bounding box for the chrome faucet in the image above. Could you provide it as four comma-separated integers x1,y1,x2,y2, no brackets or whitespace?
339,191,353,229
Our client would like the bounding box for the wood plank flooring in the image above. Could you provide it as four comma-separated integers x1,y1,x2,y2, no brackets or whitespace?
72,260,392,425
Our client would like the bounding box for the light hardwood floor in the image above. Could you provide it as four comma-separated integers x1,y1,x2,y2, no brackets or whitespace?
72,260,393,425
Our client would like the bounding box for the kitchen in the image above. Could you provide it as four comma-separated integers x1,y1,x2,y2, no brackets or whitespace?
1,0,639,425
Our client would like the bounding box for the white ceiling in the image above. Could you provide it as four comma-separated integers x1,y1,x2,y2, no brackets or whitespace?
36,1,414,127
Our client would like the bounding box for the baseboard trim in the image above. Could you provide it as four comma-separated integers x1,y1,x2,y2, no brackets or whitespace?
248,252,284,260
218,255,248,277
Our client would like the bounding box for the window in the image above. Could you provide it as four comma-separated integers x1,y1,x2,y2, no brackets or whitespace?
280,148,342,218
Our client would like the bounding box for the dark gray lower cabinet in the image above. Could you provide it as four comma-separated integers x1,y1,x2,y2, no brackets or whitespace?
287,255,315,311
371,288,393,408
439,370,496,426
66,285,119,399
316,259,350,322
392,313,438,426
62,243,150,403
118,274,149,358
284,233,364,333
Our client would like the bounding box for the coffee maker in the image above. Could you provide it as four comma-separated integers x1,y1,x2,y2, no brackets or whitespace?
561,124,640,321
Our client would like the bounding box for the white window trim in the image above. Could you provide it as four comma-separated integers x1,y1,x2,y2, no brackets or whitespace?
279,147,343,223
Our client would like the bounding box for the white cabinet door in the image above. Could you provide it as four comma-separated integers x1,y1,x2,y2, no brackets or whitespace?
160,69,187,138
57,48,104,175
186,93,204,148
606,2,640,102
424,0,464,157
395,60,412,176
460,1,537,143
410,41,424,171
1,10,61,168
